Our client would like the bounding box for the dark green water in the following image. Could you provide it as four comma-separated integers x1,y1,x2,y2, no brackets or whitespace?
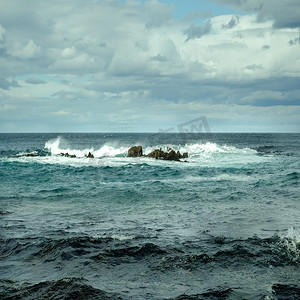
0,133,299,299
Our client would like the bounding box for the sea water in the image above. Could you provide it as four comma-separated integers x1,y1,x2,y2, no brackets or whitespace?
0,133,299,299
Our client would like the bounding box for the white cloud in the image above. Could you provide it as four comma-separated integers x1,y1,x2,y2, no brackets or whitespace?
8,40,41,59
61,47,77,59
50,52,97,73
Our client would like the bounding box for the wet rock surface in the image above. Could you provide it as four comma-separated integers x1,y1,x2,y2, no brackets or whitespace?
86,152,94,158
127,146,188,161
25,153,39,157
147,148,188,161
127,146,143,157
60,152,76,158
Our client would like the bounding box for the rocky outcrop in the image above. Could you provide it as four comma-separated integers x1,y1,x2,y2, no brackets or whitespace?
127,146,143,157
147,148,188,161
127,146,188,161
86,152,94,158
59,152,95,158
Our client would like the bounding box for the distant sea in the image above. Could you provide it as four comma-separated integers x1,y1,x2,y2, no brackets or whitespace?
0,133,299,299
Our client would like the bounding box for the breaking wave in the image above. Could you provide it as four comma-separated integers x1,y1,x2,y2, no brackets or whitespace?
45,137,128,158
0,136,267,169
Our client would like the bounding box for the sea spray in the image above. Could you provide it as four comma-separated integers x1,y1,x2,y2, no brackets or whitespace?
45,137,128,158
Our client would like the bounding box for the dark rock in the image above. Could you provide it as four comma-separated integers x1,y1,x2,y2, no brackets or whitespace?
128,146,143,157
166,150,180,161
26,153,39,157
146,148,164,159
147,148,188,161
60,152,76,158
86,152,94,158
127,145,188,161
182,152,188,158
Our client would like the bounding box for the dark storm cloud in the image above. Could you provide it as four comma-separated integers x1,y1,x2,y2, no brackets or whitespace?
25,78,47,85
212,0,300,29
0,2,54,44
185,20,212,41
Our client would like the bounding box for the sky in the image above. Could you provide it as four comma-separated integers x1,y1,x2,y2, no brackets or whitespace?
0,0,300,133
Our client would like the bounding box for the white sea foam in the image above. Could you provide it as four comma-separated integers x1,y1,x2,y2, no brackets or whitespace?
93,234,135,241
279,228,300,263
45,137,127,158
3,137,264,168
16,151,39,157
46,138,254,161
285,227,300,243
179,142,257,157
45,137,257,159
143,142,257,158
142,142,261,168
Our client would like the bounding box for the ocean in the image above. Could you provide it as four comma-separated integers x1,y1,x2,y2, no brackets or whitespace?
0,133,299,299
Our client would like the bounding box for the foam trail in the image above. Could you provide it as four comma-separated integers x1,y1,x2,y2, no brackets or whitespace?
144,142,257,158
93,145,128,158
181,142,257,157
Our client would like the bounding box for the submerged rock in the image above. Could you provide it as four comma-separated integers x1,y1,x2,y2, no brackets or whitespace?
128,146,143,157
60,152,76,158
26,153,39,157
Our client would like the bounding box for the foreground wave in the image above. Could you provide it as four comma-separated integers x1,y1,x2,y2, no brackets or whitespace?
1,231,299,299
1,233,299,268
1,278,299,300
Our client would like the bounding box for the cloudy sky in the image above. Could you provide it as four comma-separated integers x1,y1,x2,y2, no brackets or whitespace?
0,0,299,132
